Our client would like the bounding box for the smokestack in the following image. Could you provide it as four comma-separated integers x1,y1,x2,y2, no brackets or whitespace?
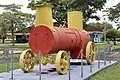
35,4,53,28
68,11,83,30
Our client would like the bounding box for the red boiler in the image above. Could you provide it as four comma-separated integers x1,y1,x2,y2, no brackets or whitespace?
29,25,90,59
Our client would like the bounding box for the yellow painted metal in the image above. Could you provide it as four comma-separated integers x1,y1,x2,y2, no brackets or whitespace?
42,56,53,65
19,49,35,72
68,11,83,30
35,4,53,28
41,54,56,65
42,56,50,65
86,41,96,64
55,50,68,75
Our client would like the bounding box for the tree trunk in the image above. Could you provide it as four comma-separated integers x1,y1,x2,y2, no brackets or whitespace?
2,36,5,43
11,29,14,46
11,20,15,46
113,38,116,45
113,41,116,45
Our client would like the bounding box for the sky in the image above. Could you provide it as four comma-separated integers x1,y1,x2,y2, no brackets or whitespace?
88,0,120,29
0,0,35,14
0,0,120,28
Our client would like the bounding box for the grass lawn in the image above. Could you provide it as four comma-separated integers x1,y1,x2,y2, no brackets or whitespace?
0,43,29,52
0,62,19,73
0,43,29,48
0,43,29,73
0,53,20,73
90,62,120,80
90,42,120,80
0,53,20,59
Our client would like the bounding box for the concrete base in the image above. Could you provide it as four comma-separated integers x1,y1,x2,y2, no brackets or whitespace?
0,60,117,80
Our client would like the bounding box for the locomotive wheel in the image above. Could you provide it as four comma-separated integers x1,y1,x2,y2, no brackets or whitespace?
20,49,35,73
55,50,68,75
86,41,96,65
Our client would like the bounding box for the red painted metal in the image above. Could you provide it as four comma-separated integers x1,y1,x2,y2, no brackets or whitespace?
29,25,90,59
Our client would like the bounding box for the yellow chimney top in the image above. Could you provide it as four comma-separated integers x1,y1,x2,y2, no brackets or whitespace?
68,11,83,30
35,4,53,28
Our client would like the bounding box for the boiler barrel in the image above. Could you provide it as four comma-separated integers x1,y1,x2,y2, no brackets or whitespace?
29,25,90,58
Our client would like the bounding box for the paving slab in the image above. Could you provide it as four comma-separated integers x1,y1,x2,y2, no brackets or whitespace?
0,60,117,80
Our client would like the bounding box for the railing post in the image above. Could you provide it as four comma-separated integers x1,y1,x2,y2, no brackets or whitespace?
97,46,100,69
80,49,83,78
68,51,71,80
109,45,113,63
39,51,42,80
104,47,106,66
10,48,14,80
90,46,92,72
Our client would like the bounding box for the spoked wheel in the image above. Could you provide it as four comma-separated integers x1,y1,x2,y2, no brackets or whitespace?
20,49,35,73
55,50,68,75
86,41,96,65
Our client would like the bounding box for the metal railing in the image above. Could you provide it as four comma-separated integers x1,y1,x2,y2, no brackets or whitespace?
0,43,119,80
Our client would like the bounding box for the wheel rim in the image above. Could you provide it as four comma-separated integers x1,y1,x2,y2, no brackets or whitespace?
20,49,35,72
55,51,68,75
86,41,96,64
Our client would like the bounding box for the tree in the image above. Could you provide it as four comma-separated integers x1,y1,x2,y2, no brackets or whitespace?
0,16,9,43
117,24,120,30
28,0,106,27
0,4,35,45
108,2,120,29
117,27,120,30
87,22,113,30
108,2,120,23
105,29,120,45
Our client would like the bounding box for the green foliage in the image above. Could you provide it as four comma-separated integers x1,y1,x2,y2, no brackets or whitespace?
106,29,120,39
117,24,120,30
108,2,120,23
2,4,22,12
0,15,9,38
0,4,35,44
28,0,106,26
0,62,19,73
90,62,120,80
105,29,120,45
0,4,34,31
108,2,120,29
87,22,113,30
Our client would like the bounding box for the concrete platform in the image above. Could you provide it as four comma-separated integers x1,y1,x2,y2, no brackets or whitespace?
0,60,117,80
